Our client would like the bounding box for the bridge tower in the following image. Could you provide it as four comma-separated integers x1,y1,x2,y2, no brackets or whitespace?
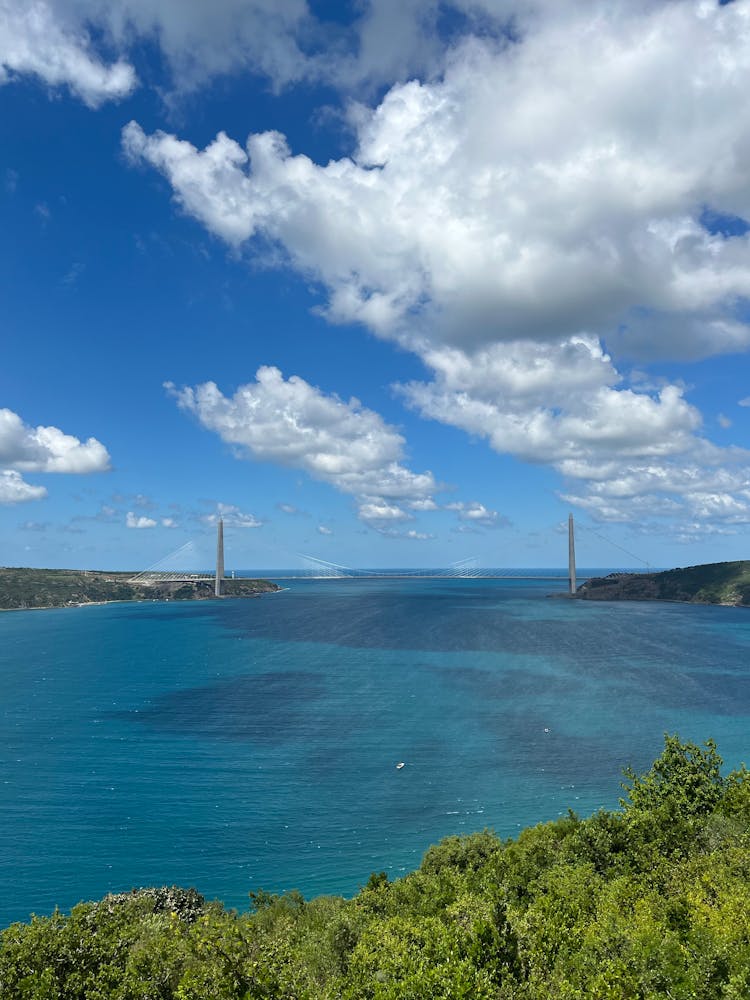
215,517,225,597
568,513,576,595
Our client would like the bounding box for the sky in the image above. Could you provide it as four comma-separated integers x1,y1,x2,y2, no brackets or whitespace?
2,0,750,572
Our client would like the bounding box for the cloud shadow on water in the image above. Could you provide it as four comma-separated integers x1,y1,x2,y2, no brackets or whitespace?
114,671,327,744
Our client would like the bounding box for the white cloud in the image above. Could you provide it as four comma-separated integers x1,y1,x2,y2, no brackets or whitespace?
88,0,314,92
317,524,332,535
739,397,750,408
124,1,750,536
124,1,750,360
377,527,435,540
404,528,433,540
560,455,750,528
0,407,110,504
407,497,438,512
126,511,157,528
357,500,410,523
718,413,732,429
0,469,46,504
0,0,136,106
203,503,262,528
0,0,547,102
0,407,111,473
278,502,299,515
161,517,178,528
400,341,701,465
1,0,462,104
166,367,438,523
445,501,504,528
399,336,750,529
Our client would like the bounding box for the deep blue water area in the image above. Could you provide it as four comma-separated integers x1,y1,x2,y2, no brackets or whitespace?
2,578,750,927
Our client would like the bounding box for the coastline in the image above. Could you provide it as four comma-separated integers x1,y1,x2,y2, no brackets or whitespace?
0,566,281,613
574,561,750,608
0,591,280,613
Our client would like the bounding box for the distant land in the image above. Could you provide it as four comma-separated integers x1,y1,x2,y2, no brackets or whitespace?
0,567,280,611
577,560,750,607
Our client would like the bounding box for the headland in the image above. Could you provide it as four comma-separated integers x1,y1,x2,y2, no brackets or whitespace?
575,559,750,607
0,566,280,611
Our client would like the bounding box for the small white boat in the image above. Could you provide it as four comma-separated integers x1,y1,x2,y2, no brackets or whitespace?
396,762,405,769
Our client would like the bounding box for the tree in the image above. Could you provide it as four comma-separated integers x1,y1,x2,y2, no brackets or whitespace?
621,735,725,819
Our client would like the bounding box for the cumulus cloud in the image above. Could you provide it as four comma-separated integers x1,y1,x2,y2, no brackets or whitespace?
1,0,485,104
739,397,750,408
399,340,701,466
0,407,110,504
0,0,549,102
124,1,750,535
166,367,438,524
317,524,332,535
126,511,157,528
0,407,111,473
560,452,750,528
87,0,315,92
445,501,505,528
407,497,438,512
0,0,136,106
0,469,46,504
124,1,750,359
203,503,262,528
357,500,411,524
402,337,750,528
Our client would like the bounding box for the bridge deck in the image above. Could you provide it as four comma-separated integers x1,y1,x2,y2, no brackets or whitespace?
131,571,588,582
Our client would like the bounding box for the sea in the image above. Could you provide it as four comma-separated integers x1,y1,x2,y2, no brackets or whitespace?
2,572,750,928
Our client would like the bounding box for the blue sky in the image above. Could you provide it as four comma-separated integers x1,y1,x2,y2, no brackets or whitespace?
2,0,750,571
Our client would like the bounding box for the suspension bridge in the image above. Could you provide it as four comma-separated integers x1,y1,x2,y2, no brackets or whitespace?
129,517,648,590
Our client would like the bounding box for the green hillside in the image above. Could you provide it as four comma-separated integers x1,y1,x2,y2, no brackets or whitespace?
577,560,750,606
0,567,278,610
3,737,750,998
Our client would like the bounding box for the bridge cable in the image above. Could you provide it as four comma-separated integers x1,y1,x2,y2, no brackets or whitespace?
575,522,651,570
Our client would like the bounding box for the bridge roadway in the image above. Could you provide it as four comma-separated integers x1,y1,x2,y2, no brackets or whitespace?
131,569,587,582
266,572,578,580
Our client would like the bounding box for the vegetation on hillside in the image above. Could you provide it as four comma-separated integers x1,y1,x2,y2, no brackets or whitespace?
0,567,279,610
577,560,750,606
3,736,750,998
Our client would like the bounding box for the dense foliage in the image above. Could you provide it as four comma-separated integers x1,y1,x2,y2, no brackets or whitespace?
0,567,278,610
3,736,750,998
578,560,750,606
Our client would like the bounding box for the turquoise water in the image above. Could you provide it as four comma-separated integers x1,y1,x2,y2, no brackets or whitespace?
2,578,750,927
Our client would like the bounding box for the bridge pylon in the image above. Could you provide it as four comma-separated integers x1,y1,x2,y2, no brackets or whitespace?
215,518,225,596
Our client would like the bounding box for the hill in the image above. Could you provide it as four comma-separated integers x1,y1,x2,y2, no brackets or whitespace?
2,737,750,998
576,559,750,606
0,567,279,611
